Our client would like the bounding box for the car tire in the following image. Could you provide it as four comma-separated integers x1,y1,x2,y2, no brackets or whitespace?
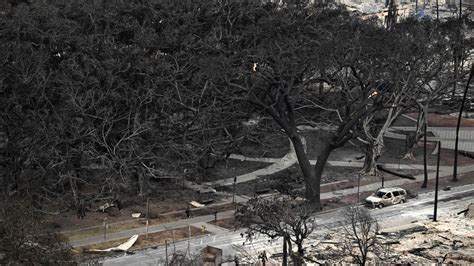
377,203,384,209
401,199,406,203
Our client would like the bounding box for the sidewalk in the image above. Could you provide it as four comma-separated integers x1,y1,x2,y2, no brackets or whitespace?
71,164,474,248
70,209,235,247
321,164,474,200
203,137,302,187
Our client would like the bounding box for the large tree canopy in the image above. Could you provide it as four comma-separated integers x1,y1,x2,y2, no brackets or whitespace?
0,0,464,211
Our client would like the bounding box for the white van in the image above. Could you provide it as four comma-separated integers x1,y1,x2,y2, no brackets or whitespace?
365,187,407,208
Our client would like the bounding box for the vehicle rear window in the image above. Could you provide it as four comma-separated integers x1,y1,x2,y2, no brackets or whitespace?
399,190,406,195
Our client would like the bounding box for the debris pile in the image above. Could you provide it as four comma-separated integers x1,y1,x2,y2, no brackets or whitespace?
306,212,473,264
394,215,474,263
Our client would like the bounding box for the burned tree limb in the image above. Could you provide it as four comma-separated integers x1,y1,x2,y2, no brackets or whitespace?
376,165,416,180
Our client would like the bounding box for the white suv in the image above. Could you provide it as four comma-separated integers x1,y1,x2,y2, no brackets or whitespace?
365,187,407,208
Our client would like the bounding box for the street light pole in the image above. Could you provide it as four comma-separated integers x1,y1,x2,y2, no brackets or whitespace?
356,173,361,203
433,142,441,222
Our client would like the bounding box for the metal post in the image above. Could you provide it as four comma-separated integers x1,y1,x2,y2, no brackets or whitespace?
146,220,149,239
146,197,150,220
187,225,191,252
146,197,150,239
434,142,441,222
165,240,168,266
214,210,217,222
172,230,176,253
398,146,401,170
103,218,107,240
357,173,360,203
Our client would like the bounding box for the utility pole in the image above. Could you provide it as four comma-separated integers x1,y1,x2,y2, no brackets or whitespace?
433,142,441,222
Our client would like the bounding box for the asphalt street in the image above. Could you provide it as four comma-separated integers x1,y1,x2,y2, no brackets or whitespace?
100,183,474,266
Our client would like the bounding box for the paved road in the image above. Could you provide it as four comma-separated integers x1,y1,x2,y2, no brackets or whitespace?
72,162,474,248
100,184,474,266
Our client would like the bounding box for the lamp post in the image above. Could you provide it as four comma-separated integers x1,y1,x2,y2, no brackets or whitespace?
355,173,361,203
433,142,441,222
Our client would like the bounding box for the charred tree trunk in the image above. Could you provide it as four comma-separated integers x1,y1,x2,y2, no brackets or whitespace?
282,236,288,266
4,141,20,192
362,106,402,176
287,240,294,266
290,135,312,180
68,172,79,205
362,143,379,176
361,145,373,173
362,138,383,176
404,111,425,160
309,143,333,211
290,135,322,210
296,241,304,266
138,171,149,197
